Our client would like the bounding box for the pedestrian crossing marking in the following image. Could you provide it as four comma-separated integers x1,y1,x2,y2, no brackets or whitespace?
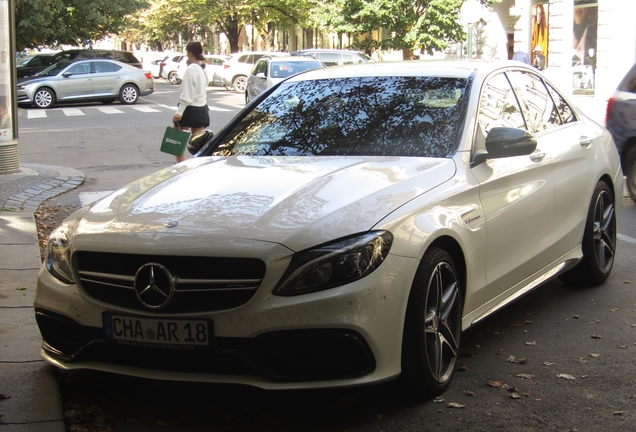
97,107,124,114
133,106,160,113
27,110,47,119
209,106,232,112
62,108,85,116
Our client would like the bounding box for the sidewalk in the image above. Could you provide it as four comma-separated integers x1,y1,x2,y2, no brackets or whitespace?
0,164,84,432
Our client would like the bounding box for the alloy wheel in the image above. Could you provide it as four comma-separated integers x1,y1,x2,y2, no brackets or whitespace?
592,189,616,274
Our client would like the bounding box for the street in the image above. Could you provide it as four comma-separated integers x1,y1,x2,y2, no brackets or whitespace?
16,81,636,432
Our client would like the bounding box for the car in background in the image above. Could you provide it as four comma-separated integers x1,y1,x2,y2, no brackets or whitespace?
49,49,142,69
16,53,57,78
218,51,289,93
17,59,154,108
606,62,636,201
175,54,229,86
245,56,324,103
35,60,621,397
147,56,169,79
160,53,186,84
291,49,373,66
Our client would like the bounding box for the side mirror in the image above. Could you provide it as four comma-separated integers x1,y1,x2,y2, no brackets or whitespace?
62,72,72,78
473,127,537,166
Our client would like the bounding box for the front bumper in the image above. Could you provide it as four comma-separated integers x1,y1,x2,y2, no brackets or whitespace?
35,251,418,389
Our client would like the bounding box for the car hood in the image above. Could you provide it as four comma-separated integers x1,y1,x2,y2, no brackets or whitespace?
76,156,455,251
17,75,53,85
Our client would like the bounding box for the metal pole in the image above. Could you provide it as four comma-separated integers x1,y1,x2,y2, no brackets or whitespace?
467,24,473,59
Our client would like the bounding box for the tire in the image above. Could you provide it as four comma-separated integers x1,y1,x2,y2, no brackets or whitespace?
119,84,139,105
559,181,616,286
33,87,55,108
624,145,636,202
232,76,247,93
399,247,462,398
168,71,181,85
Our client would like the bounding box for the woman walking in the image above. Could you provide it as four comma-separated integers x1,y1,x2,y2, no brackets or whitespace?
173,41,209,162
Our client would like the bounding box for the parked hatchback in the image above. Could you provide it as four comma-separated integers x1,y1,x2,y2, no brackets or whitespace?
291,49,373,66
17,59,154,108
606,63,636,201
245,56,324,103
160,54,186,84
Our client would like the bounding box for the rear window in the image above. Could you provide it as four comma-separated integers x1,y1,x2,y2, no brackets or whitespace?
210,76,467,157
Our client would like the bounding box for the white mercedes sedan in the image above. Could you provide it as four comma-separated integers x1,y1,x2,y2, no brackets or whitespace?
35,61,622,397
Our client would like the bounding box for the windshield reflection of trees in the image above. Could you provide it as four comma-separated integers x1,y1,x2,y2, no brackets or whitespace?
214,76,467,158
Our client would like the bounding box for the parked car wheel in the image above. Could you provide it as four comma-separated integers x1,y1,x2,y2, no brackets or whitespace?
560,181,616,286
168,71,181,85
33,87,55,109
623,145,636,201
399,247,462,397
232,76,247,93
119,84,139,105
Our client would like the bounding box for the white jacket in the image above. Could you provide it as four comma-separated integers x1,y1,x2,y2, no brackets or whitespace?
176,63,207,116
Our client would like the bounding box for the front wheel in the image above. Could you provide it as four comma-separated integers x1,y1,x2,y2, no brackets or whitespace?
624,145,636,202
560,180,616,286
119,84,139,105
33,88,55,108
232,76,247,93
399,247,462,398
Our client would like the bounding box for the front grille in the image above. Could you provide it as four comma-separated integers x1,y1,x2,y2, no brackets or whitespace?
75,252,266,313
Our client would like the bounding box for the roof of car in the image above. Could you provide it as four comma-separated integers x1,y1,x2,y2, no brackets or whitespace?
284,59,527,81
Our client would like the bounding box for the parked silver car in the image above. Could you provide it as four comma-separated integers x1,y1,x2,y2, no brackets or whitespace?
245,56,324,103
17,59,155,108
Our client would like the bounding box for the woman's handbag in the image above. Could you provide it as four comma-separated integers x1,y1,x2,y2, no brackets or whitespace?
160,123,191,156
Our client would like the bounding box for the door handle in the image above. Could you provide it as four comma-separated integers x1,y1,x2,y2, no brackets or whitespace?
579,136,592,147
530,151,546,162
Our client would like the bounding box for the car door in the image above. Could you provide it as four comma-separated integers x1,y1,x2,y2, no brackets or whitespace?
56,62,93,100
470,71,556,302
248,59,269,99
507,70,598,260
91,61,124,96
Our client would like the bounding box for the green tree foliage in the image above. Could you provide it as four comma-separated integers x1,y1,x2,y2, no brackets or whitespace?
316,0,465,58
15,0,149,50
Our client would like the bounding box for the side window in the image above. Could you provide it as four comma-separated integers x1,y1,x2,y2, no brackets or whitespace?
93,61,122,73
238,55,250,64
478,73,526,138
343,53,364,65
66,62,91,75
212,58,224,66
317,53,339,66
507,71,561,133
253,60,268,76
546,83,577,124
29,57,43,67
252,54,265,64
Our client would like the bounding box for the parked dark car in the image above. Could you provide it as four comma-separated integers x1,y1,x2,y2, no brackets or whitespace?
49,49,142,69
16,53,57,78
606,63,636,201
291,49,373,66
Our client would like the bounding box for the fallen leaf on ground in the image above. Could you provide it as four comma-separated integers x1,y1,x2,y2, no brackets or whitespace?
458,365,468,371
16,286,27,291
591,334,602,339
496,348,503,355
0,393,9,399
506,356,527,364
611,308,619,312
590,353,601,358
509,322,522,327
447,403,465,409
524,320,534,324
433,396,445,403
465,391,476,397
487,380,505,388
557,374,576,380
517,373,534,379
510,393,521,399
617,344,627,349
572,315,580,319
526,341,536,346
614,411,624,416
578,358,590,364
543,361,555,366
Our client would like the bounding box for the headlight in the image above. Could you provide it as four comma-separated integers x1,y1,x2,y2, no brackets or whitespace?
273,231,393,296
44,223,75,284
17,83,33,91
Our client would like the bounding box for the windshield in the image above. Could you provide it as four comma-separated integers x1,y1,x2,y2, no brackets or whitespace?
17,56,34,66
37,62,71,77
209,76,467,157
270,61,323,78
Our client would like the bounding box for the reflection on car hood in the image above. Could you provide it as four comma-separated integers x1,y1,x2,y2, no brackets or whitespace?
17,75,50,84
77,156,455,251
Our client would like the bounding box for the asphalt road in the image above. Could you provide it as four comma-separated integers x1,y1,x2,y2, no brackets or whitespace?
16,81,636,432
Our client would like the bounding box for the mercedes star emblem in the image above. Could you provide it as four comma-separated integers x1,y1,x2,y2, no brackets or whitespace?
134,263,175,309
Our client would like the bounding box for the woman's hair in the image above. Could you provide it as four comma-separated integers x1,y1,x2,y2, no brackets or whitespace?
186,41,205,61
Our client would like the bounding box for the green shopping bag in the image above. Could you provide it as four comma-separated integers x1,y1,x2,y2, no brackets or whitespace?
160,124,191,156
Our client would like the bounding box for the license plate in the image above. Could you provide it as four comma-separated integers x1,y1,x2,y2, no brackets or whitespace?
103,314,211,349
